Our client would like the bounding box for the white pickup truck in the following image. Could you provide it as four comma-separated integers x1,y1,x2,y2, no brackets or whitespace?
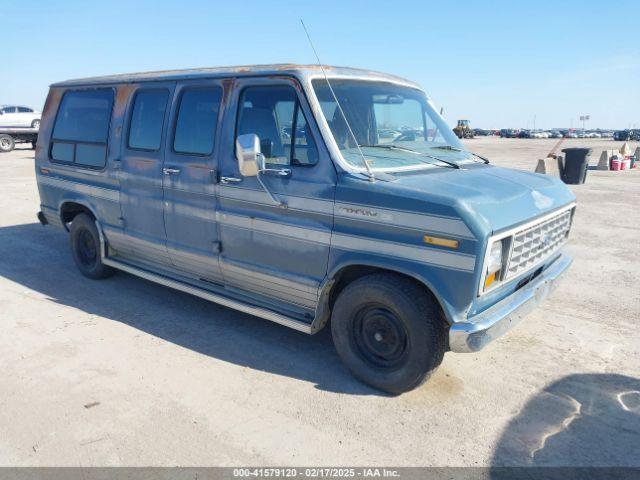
0,127,38,153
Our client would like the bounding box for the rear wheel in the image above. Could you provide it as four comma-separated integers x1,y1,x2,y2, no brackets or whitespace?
31,119,40,129
69,213,115,279
0,134,15,153
331,273,446,394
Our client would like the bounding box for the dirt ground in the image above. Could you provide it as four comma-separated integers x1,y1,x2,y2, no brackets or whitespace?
0,137,638,467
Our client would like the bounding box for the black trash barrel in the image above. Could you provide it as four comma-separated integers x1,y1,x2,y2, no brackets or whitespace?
561,148,591,184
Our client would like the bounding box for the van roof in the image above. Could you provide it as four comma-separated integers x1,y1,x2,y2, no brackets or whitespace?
50,64,420,89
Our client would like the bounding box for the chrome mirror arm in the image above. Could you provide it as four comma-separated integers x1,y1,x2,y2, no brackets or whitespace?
255,153,287,208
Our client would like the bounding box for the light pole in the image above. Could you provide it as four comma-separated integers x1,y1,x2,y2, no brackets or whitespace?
580,115,590,133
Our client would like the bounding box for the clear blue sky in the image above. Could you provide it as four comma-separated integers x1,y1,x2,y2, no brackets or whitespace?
2,0,638,129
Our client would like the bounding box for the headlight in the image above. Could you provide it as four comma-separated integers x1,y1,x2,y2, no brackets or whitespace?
483,241,503,291
487,241,503,274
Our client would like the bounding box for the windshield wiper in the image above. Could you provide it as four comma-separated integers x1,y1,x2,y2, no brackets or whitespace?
431,145,490,164
358,144,460,169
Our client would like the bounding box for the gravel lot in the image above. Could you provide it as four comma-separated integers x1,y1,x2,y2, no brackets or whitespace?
0,137,638,466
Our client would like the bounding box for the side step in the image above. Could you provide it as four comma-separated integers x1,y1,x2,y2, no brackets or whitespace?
101,257,314,334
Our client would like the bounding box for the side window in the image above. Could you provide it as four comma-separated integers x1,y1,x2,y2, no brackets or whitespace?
237,85,318,167
173,87,222,156
50,89,114,168
128,90,169,151
18,107,33,113
291,103,318,166
2,106,17,114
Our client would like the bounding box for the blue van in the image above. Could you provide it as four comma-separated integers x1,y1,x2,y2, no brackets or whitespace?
35,65,575,393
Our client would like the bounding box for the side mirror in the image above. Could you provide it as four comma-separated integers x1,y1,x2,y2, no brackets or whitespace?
235,133,264,177
234,133,288,208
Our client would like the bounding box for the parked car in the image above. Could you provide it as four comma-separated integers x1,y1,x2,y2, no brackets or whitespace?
378,128,400,139
549,131,563,138
0,105,41,129
614,130,629,141
35,65,576,393
500,128,519,138
529,130,549,139
613,129,639,141
518,130,531,138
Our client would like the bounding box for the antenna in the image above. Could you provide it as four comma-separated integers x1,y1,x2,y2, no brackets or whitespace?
300,19,375,181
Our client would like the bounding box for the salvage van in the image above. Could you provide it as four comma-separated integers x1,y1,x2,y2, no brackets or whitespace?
35,65,576,393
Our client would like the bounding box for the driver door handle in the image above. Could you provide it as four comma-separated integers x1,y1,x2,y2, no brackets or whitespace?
220,176,242,184
163,167,181,175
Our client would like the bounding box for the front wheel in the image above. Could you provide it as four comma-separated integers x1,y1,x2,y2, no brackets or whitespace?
31,119,40,129
331,273,446,394
69,213,115,279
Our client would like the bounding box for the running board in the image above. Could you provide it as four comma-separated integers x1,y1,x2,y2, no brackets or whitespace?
102,257,314,334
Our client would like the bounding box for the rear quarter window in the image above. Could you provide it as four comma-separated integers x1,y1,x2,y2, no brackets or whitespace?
50,89,114,168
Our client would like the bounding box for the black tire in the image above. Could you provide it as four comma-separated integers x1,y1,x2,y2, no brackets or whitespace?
0,134,15,153
31,119,40,129
331,273,446,394
69,213,115,279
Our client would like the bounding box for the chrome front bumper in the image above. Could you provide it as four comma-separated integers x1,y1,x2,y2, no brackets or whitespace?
449,254,573,353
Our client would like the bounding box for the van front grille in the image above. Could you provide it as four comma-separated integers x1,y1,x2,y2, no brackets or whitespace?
505,209,573,280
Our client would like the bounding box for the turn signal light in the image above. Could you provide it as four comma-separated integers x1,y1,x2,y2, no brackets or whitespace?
484,271,497,289
423,235,459,249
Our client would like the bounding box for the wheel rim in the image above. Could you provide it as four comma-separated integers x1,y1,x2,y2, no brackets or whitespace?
33,120,40,129
77,228,97,267
351,305,409,370
0,138,11,149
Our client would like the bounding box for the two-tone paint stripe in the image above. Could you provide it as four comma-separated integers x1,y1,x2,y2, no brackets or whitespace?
334,202,475,239
217,211,476,272
38,178,474,243
222,261,319,310
37,175,119,203
216,211,332,245
217,185,334,215
218,185,475,240
331,233,475,272
38,177,476,271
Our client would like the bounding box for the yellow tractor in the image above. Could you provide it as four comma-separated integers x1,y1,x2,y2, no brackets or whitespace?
453,119,474,139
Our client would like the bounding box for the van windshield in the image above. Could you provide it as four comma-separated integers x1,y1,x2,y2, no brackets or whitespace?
312,79,477,171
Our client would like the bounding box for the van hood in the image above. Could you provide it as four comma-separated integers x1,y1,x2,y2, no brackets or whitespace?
389,164,576,233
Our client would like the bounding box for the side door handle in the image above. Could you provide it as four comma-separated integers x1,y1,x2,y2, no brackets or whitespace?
163,167,181,175
220,176,242,184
